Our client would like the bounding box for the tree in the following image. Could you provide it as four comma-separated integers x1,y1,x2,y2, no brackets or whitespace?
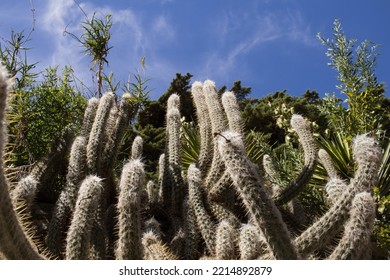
0,30,86,167
317,19,388,139
218,80,252,102
64,7,113,97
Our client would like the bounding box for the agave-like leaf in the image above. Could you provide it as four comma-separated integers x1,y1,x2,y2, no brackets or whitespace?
181,121,200,170
378,140,390,196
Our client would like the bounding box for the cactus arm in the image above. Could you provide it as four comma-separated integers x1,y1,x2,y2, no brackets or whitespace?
328,192,375,259
101,93,133,171
273,114,318,205
217,131,299,259
86,92,115,174
131,135,143,159
294,134,382,256
221,91,244,136
142,231,178,260
46,136,87,257
203,80,227,189
115,159,144,260
165,94,185,216
215,220,238,260
65,175,103,259
187,164,216,255
80,97,99,139
0,64,44,260
191,81,213,176
239,224,268,260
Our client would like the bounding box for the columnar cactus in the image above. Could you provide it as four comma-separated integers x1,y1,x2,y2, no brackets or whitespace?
187,164,216,255
294,134,382,257
80,97,99,139
142,231,178,260
328,191,376,259
217,131,299,259
46,136,87,257
239,224,268,260
65,175,103,259
0,65,44,260
215,220,238,259
165,94,185,216
86,92,115,174
191,81,213,175
0,66,385,260
115,159,145,260
272,114,318,205
131,135,143,159
203,80,227,190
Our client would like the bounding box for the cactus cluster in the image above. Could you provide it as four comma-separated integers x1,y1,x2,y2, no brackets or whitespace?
0,65,383,259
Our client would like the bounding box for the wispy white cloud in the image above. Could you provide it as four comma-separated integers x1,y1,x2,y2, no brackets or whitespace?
151,15,175,42
198,7,317,82
39,0,88,82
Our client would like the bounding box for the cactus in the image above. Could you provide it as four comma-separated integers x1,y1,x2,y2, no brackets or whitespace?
165,95,185,216
215,220,238,259
203,80,227,190
65,175,103,259
328,191,376,259
221,91,244,136
191,81,213,175
11,175,39,208
86,92,115,174
187,164,216,255
272,114,318,205
131,135,143,159
239,224,268,260
0,67,385,260
0,65,44,260
115,159,144,260
217,131,299,259
80,97,99,139
294,134,382,257
46,136,87,257
142,231,178,260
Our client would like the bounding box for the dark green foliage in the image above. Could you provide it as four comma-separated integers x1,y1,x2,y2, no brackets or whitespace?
7,67,86,167
218,80,252,103
242,90,327,146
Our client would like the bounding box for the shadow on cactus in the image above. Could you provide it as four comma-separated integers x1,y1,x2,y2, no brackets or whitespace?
0,65,385,259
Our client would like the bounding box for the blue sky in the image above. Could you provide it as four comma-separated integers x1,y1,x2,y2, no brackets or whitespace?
0,0,389,100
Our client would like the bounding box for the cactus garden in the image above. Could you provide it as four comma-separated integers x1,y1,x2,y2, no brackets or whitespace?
0,64,388,259
0,6,389,260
